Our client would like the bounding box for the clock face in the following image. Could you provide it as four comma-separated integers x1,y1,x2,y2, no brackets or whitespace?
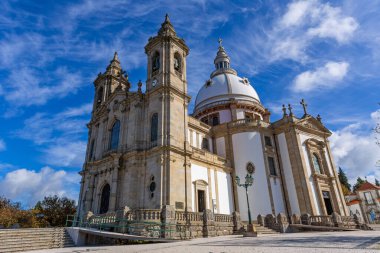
152,79,157,87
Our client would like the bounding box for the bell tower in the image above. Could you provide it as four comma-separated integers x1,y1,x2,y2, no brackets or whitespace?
144,14,190,149
143,15,191,208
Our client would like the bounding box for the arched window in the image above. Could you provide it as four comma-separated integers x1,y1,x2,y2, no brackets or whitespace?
174,53,181,72
152,52,160,72
99,184,110,214
110,120,120,150
312,153,322,174
96,87,103,107
151,113,158,145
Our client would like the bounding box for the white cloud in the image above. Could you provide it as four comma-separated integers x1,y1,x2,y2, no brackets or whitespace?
330,109,380,185
280,0,315,27
292,61,349,92
268,0,358,62
0,139,6,152
0,166,80,207
307,4,358,43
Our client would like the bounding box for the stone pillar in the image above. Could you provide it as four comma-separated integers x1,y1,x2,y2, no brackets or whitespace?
84,174,95,213
232,211,242,232
109,155,121,211
116,206,130,233
277,213,289,233
161,205,176,239
202,209,216,237
257,214,264,226
332,212,343,227
301,213,311,225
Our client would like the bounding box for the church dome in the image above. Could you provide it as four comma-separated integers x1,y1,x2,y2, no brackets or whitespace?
194,41,261,114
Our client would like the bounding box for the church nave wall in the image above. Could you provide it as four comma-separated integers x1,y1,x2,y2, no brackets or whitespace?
231,131,272,221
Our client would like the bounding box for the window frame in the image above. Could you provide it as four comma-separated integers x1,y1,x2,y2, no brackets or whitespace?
110,120,120,151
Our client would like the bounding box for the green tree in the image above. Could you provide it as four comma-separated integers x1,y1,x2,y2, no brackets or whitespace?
34,195,76,227
353,177,366,192
338,167,351,193
375,178,380,187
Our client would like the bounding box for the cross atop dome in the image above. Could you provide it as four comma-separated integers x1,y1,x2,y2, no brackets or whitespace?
218,38,223,48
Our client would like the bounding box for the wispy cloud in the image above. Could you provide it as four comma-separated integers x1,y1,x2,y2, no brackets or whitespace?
14,103,92,167
292,61,349,92
0,139,6,152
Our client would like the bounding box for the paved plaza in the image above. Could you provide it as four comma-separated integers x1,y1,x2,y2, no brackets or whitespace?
28,231,380,253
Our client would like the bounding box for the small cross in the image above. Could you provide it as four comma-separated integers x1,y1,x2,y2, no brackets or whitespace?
218,38,223,48
300,98,308,115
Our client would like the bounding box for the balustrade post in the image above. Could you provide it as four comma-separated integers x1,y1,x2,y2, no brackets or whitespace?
332,212,343,228
161,205,176,239
301,213,311,225
257,214,264,226
232,211,242,232
291,214,301,224
202,209,216,237
83,211,93,227
277,213,289,233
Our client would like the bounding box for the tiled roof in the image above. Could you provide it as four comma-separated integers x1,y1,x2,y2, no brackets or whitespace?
347,199,361,206
356,182,380,191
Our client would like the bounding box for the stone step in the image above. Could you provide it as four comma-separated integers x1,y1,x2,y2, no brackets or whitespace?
0,228,74,252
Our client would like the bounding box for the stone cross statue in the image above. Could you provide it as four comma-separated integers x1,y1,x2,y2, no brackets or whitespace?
218,38,223,48
300,99,308,115
288,104,293,116
282,104,287,117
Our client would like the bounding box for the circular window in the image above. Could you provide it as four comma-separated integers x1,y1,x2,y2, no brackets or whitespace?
149,181,156,192
246,162,255,174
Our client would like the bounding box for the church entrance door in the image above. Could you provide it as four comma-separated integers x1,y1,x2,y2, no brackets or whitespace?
322,191,333,215
198,190,205,212
100,184,110,214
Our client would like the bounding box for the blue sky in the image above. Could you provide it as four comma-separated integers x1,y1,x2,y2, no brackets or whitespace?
0,0,379,207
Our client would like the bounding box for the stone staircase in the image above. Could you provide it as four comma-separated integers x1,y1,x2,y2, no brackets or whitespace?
253,224,280,235
0,227,75,252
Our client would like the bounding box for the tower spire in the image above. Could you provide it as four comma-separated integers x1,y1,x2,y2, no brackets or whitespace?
158,14,176,37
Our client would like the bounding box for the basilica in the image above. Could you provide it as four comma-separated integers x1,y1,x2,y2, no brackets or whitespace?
77,15,349,223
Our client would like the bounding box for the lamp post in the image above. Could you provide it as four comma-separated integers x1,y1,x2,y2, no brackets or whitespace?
235,173,256,236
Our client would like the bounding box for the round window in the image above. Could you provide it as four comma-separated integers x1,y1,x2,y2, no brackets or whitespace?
246,162,255,174
149,181,156,192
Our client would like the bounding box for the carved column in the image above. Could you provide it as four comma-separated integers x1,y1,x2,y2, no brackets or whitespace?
109,155,121,211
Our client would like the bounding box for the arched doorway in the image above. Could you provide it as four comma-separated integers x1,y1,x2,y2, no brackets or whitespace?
99,184,110,214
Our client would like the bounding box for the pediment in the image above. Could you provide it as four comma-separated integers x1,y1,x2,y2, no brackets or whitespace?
296,115,331,135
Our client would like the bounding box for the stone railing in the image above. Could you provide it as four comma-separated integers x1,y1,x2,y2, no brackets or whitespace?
88,211,117,225
309,215,333,227
127,209,161,221
214,214,233,223
83,207,240,239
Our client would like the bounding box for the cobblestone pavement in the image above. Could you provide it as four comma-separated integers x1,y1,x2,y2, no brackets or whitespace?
29,231,380,253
